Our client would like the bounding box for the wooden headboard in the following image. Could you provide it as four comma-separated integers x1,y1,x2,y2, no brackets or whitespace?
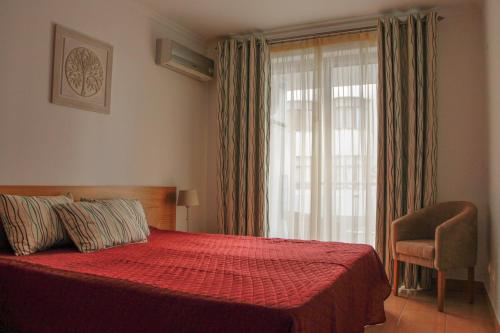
0,186,177,230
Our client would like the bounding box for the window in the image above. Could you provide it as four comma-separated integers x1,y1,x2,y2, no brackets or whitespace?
268,34,378,245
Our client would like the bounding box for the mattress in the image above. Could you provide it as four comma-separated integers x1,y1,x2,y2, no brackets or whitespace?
0,228,390,333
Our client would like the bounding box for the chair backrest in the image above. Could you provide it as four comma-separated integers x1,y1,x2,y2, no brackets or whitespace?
426,201,477,234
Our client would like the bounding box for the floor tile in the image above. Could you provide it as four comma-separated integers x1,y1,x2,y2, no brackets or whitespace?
365,294,404,333
395,308,446,333
446,298,493,321
365,290,496,333
445,315,495,333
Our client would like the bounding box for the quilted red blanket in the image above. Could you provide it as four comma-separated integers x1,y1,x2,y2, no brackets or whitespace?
0,228,390,333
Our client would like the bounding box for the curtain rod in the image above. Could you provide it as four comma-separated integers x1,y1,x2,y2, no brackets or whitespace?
268,26,377,45
267,15,444,45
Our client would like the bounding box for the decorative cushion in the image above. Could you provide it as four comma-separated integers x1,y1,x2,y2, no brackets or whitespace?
54,201,148,253
0,194,73,255
80,198,150,237
396,239,435,260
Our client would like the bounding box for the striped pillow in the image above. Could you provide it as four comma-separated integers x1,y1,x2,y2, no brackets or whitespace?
54,201,147,253
0,194,73,256
80,198,150,236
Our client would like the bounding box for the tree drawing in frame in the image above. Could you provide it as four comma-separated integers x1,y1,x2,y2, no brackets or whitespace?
65,47,104,97
52,25,113,114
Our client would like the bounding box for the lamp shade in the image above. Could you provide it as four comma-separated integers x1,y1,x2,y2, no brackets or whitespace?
177,190,199,207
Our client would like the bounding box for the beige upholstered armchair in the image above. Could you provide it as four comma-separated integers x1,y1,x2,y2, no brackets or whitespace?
391,201,477,312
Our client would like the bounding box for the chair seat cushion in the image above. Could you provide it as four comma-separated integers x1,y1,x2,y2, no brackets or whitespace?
396,239,435,260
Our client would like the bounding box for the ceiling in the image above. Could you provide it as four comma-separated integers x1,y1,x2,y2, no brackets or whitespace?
136,0,480,40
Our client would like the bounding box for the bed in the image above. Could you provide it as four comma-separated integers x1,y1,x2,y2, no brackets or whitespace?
0,186,390,333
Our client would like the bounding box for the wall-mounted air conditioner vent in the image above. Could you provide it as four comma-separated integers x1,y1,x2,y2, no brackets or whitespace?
155,39,214,82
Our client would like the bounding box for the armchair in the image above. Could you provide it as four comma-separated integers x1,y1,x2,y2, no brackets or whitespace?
391,201,477,312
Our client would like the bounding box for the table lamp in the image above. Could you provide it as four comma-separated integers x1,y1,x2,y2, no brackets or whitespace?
177,189,199,232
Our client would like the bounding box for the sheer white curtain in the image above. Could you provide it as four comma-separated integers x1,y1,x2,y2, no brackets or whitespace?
269,35,378,245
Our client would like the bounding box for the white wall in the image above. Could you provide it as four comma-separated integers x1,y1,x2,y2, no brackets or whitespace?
436,4,490,284
0,0,211,232
485,0,500,324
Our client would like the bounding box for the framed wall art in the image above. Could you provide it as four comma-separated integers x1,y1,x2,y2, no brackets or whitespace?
51,25,113,114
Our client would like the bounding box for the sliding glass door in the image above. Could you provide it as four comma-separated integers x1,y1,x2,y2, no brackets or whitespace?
269,35,378,245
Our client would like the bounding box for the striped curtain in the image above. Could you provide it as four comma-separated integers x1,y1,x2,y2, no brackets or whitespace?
375,13,438,289
216,36,270,236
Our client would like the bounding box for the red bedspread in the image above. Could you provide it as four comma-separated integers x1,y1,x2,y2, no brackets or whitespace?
0,228,390,333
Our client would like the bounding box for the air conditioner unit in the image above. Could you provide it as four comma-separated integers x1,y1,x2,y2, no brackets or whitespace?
155,39,214,82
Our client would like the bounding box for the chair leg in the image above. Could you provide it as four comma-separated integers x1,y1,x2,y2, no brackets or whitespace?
393,259,399,296
468,267,475,304
437,270,446,312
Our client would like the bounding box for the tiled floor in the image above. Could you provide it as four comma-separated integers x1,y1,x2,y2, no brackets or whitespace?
365,289,498,333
